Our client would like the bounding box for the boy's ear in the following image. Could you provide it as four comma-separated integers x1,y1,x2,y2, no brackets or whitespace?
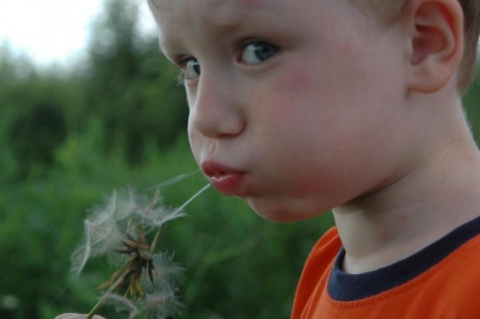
406,0,464,93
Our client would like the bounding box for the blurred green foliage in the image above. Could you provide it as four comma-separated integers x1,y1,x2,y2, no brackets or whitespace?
0,0,479,318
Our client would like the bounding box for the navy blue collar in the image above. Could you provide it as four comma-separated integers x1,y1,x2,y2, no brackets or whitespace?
328,215,480,301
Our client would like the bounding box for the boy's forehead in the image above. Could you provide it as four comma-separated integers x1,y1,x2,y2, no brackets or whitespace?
154,0,268,13
151,0,291,50
152,0,287,29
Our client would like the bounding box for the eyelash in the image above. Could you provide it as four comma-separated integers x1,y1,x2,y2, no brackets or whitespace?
175,57,198,85
175,71,186,86
174,40,280,85
238,41,279,64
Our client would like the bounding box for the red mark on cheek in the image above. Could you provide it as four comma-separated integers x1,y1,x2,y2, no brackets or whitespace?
274,67,311,93
250,65,311,117
377,231,388,241
341,43,352,54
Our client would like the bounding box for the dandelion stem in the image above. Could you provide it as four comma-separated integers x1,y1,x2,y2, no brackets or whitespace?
150,183,210,252
150,227,162,253
86,270,130,319
146,170,200,190
172,183,211,216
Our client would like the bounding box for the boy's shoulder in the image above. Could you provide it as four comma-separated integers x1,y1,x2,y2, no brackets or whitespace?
300,215,480,278
291,226,341,318
299,227,341,284
293,217,480,319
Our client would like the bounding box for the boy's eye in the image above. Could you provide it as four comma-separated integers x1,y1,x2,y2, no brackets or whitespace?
240,42,279,65
184,59,201,79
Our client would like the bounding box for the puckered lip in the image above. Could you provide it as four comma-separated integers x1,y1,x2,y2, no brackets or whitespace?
200,160,247,196
201,160,244,177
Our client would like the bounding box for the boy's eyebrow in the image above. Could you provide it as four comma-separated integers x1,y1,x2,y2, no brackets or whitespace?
155,0,289,54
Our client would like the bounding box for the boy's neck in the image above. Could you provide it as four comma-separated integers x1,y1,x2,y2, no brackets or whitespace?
333,97,480,274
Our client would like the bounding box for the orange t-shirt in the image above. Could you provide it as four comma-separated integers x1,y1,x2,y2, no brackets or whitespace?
291,216,480,319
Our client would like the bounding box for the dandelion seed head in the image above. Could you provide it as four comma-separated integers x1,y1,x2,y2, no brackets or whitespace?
107,251,130,268
105,294,140,319
103,252,183,319
143,292,182,319
139,252,184,293
70,180,210,318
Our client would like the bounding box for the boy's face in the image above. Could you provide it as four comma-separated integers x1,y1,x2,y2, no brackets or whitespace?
152,0,415,221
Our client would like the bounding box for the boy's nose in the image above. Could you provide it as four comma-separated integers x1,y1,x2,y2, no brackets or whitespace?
190,77,245,139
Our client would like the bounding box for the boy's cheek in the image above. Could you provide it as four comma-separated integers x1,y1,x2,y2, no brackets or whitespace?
241,0,260,5
273,65,312,94
186,124,201,161
250,65,313,117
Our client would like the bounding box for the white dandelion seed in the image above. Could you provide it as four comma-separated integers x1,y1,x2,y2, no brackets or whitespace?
70,176,211,319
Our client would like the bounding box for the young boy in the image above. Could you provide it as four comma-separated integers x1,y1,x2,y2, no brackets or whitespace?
59,0,480,317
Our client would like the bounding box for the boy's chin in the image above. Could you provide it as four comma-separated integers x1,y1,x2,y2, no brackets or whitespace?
247,197,325,223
